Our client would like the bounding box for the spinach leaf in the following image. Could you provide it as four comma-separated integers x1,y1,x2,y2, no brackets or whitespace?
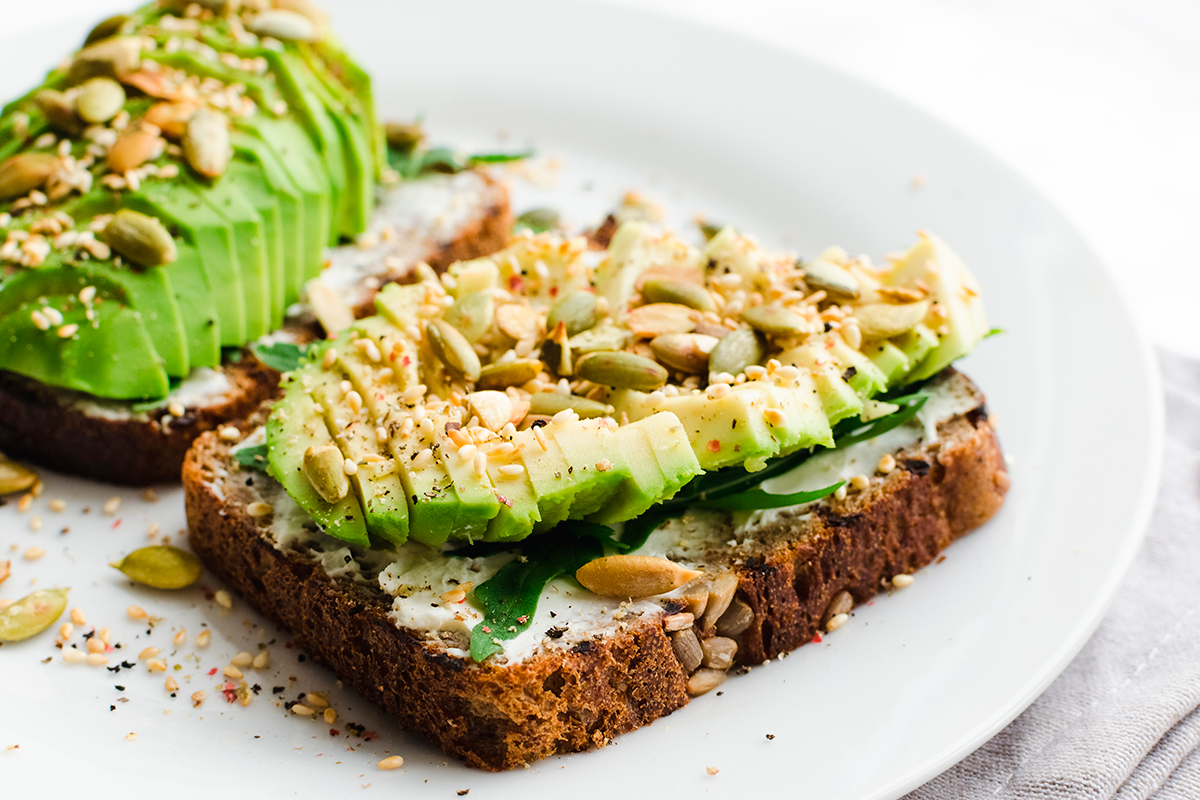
233,443,269,472
984,327,1005,339
514,208,560,234
387,143,533,180
699,481,843,510
251,341,308,373
469,150,534,165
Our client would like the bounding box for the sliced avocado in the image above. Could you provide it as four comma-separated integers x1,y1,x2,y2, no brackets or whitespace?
484,448,543,542
517,426,576,532
224,158,286,330
753,375,834,455
267,370,369,547
0,268,168,400
892,323,939,380
543,417,631,518
167,242,221,369
588,412,700,524
779,344,864,425
231,129,305,308
867,340,911,384
131,179,247,347
391,427,459,548
826,336,889,398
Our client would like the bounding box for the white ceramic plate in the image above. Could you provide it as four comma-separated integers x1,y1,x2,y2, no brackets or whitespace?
0,2,1162,798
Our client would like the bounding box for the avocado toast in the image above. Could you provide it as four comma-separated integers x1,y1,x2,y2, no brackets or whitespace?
183,220,1007,768
0,2,511,484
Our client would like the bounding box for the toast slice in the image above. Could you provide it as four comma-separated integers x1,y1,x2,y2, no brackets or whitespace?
183,368,1007,770
0,170,511,485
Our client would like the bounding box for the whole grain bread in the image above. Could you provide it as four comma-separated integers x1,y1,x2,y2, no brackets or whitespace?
0,172,511,485
183,369,1008,770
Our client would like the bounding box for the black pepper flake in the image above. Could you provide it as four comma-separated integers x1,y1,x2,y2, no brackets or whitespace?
765,733,775,740
531,419,547,428
109,705,116,711
343,554,352,564
545,626,566,640
115,685,125,691
41,657,51,664
716,691,724,696
298,654,306,662
273,686,286,694
458,791,470,797
251,684,263,694
284,700,299,710
842,366,857,381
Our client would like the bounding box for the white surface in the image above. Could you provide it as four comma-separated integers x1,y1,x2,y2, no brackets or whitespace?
0,2,1166,798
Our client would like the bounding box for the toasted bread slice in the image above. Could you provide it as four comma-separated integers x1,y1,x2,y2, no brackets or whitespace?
0,171,511,485
183,368,1007,770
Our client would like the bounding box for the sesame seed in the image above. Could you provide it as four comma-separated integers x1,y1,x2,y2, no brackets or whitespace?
86,637,106,654
147,522,161,537
402,385,425,402
323,708,337,724
764,408,785,426
346,390,363,412
48,499,66,513
497,464,524,477
214,590,233,610
825,613,850,632
413,449,434,469
641,390,665,408
303,691,330,709
252,651,270,670
375,426,388,443
60,623,74,639
98,627,111,644
473,452,488,478
17,493,32,512
745,365,767,381
86,653,109,667
139,647,161,660
127,605,148,621
167,402,185,417
173,628,187,647
29,310,50,330
343,458,358,476
29,516,42,531
103,496,121,516
834,485,848,502
877,454,896,474
247,502,274,518
57,324,78,339
230,651,253,667
457,444,478,463
218,426,241,442
377,756,404,770
223,665,243,680
62,649,86,664
291,703,316,716
70,608,86,626
191,690,205,708
706,767,719,776
706,383,731,400
532,425,548,451
195,629,211,648
891,574,914,589
147,659,167,672
79,285,96,304
165,677,178,692
595,459,613,472
322,348,338,369
849,475,870,491
776,365,801,382
23,547,45,561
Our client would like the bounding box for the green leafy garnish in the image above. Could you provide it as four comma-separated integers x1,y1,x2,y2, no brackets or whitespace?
984,327,1005,339
251,341,307,373
468,527,605,662
233,443,269,472
387,143,533,180
698,482,843,511
514,208,560,234
469,151,534,164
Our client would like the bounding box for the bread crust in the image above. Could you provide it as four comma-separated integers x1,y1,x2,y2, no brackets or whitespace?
183,372,1007,770
0,172,512,485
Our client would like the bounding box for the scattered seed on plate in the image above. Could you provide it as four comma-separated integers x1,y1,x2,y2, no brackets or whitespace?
103,497,121,516
252,651,270,670
230,651,253,667
70,608,86,626
23,547,45,561
86,653,109,667
173,628,186,647
195,629,211,648
324,707,337,724
191,690,205,708
125,732,138,741
48,499,66,513
59,622,74,639
291,704,316,716
377,756,404,770
147,659,167,672
891,574,914,588
62,649,86,664
127,605,147,620
142,489,158,503
86,638,105,654
138,647,160,660
223,665,243,680
164,676,178,692
214,590,232,609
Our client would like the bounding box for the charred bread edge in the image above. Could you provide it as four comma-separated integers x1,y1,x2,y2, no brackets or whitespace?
183,372,1008,770
0,175,512,486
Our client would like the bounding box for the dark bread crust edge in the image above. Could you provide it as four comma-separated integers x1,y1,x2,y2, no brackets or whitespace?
0,173,512,486
183,374,1008,770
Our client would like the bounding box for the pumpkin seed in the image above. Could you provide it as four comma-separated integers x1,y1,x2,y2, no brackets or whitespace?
111,546,202,590
494,303,542,342
69,37,141,83
35,90,82,135
568,322,632,354
75,77,126,124
576,351,668,391
514,207,559,234
641,278,716,313
527,392,611,419
708,328,765,377
183,107,231,179
541,320,573,376
107,126,162,173
741,305,810,336
624,303,697,338
0,588,69,643
443,291,494,342
576,555,701,598
547,290,599,337
0,457,38,495
0,152,57,200
144,101,198,141
103,209,177,268
303,444,349,503
650,333,719,373
245,9,319,42
853,300,930,339
83,14,131,47
802,258,860,298
477,359,541,390
384,121,424,155
427,318,482,380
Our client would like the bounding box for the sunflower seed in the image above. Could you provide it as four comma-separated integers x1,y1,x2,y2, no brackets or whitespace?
700,636,738,670
303,443,349,503
477,359,542,390
107,126,163,173
742,305,810,336
0,152,57,200
0,457,38,495
715,597,754,636
35,90,82,135
111,546,202,590
670,628,703,672
103,209,177,267
466,391,515,431
568,322,632,354
0,588,69,643
650,333,719,373
802,258,860,298
83,14,131,47
687,667,727,696
494,303,542,342
183,107,231,179
427,318,481,380
575,555,702,598
624,303,697,338
541,320,573,376
708,328,765,377
641,278,717,313
75,77,126,124
547,290,599,337
527,392,611,419
144,101,199,141
245,9,319,42
442,291,494,342
576,351,668,391
69,37,141,83
853,300,930,339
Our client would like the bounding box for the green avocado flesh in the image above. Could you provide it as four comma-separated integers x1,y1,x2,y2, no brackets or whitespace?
260,220,990,548
0,1,379,401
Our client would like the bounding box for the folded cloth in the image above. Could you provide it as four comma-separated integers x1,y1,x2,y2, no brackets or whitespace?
908,349,1200,799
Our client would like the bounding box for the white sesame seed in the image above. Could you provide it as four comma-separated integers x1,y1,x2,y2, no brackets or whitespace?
252,651,270,670
825,613,850,632
343,458,358,476
764,408,786,426
377,756,404,770
148,522,161,537
86,653,109,667
552,409,576,424
596,459,613,472
834,485,848,502
375,426,388,443
195,629,211,648
30,310,50,330
247,501,274,518
70,608,86,626
62,649,86,664
57,323,78,338
165,676,178,692
339,380,352,395
402,385,425,402
147,659,167,672
29,515,42,532
223,665,243,680
849,474,870,491
214,590,233,610
167,402,185,417
877,454,896,475
473,452,488,478
324,707,337,724
346,390,363,412
457,444,478,463
79,285,96,304
218,426,241,442
42,306,63,326
139,647,161,660
413,448,434,469
291,704,316,716
127,606,147,620
98,627,111,644
498,464,525,477
891,574,914,589
706,383,731,400
191,690,206,707
59,622,74,639
23,547,45,560
322,348,338,369
103,496,121,515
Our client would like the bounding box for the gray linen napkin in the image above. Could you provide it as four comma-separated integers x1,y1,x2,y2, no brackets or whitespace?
909,349,1200,799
